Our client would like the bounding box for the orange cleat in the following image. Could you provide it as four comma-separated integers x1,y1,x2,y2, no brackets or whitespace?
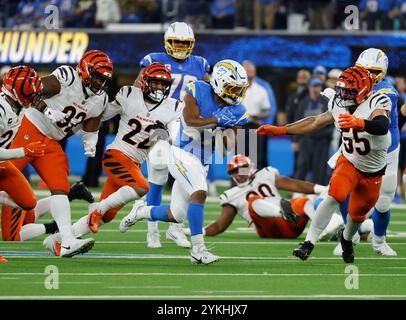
88,209,102,233
0,255,8,263
54,242,61,257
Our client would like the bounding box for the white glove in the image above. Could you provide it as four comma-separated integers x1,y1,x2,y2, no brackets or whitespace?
43,107,68,124
313,184,329,194
321,88,336,100
81,130,99,157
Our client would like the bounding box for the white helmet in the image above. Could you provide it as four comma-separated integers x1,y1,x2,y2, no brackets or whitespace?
210,59,249,105
164,22,195,60
355,48,388,84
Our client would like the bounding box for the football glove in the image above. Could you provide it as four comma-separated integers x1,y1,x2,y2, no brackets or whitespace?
81,130,99,157
214,108,237,128
338,114,365,130
23,141,46,157
44,107,68,124
256,125,288,136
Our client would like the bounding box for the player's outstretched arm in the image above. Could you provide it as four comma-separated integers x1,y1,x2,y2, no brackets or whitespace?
275,175,327,195
183,93,218,128
257,111,334,136
204,205,238,236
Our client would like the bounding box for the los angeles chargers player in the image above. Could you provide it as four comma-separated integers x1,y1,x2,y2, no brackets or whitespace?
334,48,399,256
135,22,210,249
120,60,249,264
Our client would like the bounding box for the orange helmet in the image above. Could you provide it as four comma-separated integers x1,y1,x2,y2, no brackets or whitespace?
77,50,113,95
1,66,42,107
335,66,374,108
228,154,255,186
141,63,172,104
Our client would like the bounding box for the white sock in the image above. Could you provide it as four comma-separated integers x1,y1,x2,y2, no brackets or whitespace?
304,200,316,220
135,205,152,219
50,195,74,242
305,195,339,244
318,213,344,240
359,219,373,234
34,197,52,221
191,234,204,248
99,186,139,215
0,191,19,208
343,215,361,241
374,234,385,243
251,198,281,218
19,224,46,241
72,215,91,238
147,220,159,233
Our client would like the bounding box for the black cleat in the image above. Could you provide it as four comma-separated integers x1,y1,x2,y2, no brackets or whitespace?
280,199,300,224
68,181,94,203
293,241,314,261
339,229,354,263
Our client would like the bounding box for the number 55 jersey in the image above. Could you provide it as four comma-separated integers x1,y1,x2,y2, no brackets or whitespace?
329,92,391,174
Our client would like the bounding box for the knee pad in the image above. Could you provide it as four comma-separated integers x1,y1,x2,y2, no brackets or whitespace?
350,214,366,224
375,194,392,213
21,197,37,211
148,168,169,186
247,195,263,215
328,186,347,204
119,185,141,202
148,140,170,170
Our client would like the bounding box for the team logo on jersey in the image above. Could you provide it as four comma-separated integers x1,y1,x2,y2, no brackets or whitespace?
8,118,12,124
24,134,30,140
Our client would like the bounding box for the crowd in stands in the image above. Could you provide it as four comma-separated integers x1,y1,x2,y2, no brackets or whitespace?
2,0,406,31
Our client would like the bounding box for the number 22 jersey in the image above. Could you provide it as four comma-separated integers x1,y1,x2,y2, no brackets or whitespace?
24,65,108,141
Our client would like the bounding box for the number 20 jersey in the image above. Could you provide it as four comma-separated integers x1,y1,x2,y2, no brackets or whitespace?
219,167,281,223
105,86,183,164
329,92,391,173
24,66,108,141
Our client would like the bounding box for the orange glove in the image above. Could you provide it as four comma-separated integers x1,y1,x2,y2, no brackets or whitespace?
256,125,287,136
23,141,46,157
338,114,365,130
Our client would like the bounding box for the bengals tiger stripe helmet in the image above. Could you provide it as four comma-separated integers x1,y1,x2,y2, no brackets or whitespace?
228,154,255,187
77,50,113,95
1,66,42,108
335,66,373,109
141,63,172,104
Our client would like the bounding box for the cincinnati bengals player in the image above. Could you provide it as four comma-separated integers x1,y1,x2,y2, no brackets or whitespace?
183,154,330,238
42,63,182,253
1,50,113,257
0,66,47,263
258,66,391,263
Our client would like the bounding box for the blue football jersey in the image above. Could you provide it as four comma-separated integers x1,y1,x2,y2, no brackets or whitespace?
374,78,399,152
173,81,247,164
139,52,209,101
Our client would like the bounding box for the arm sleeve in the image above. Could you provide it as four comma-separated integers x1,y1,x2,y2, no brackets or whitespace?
364,115,390,135
0,147,25,161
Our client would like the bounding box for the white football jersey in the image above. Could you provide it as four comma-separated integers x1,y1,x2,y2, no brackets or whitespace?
105,86,183,164
0,93,25,148
219,167,281,223
328,92,391,173
24,66,108,141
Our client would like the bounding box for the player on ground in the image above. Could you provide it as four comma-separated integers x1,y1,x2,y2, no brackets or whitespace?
137,22,210,249
119,60,249,265
43,63,182,255
1,50,113,257
257,66,391,263
333,48,399,256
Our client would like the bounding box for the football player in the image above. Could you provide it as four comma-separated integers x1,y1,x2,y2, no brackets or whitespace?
43,63,182,255
258,66,391,263
119,59,249,265
136,22,210,249
1,50,113,257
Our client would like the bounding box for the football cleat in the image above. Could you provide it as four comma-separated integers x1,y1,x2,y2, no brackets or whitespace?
68,181,95,203
147,231,162,248
280,199,300,224
0,255,8,263
119,200,145,233
87,203,102,234
43,234,61,256
60,238,95,258
333,228,360,256
166,224,191,248
372,240,397,256
190,245,220,265
338,229,354,263
292,241,314,261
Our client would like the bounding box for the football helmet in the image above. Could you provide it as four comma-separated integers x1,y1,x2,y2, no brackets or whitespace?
1,66,42,107
141,63,172,105
227,154,255,187
355,48,388,84
77,50,113,95
334,66,374,109
210,60,249,105
164,22,195,60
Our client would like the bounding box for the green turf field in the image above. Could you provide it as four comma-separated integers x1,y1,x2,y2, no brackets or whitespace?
1,193,406,300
